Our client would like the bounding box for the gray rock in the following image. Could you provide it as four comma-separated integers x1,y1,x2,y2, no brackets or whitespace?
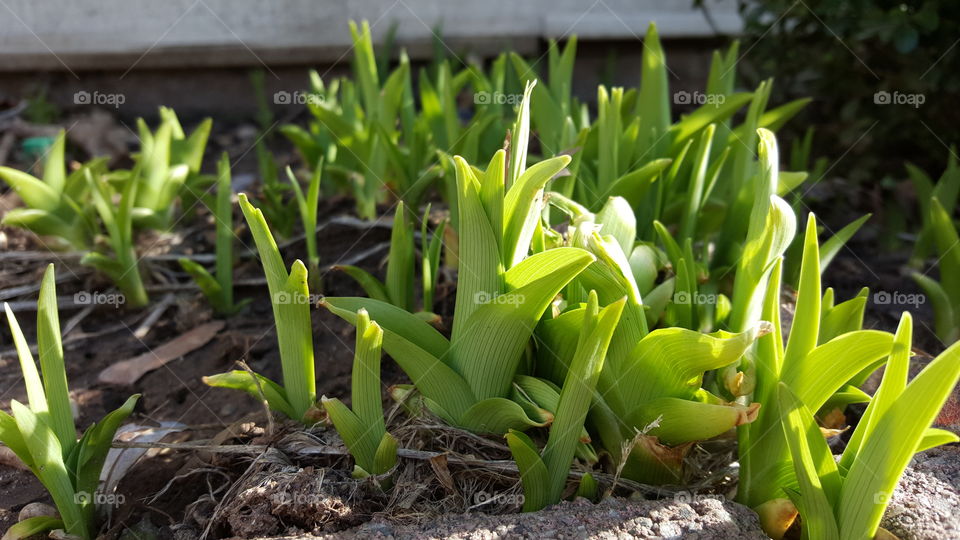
880,445,960,540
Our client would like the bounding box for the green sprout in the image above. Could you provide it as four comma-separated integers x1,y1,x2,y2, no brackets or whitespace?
179,153,251,315
0,131,99,250
203,194,317,422
0,265,139,540
322,309,398,480
773,315,959,539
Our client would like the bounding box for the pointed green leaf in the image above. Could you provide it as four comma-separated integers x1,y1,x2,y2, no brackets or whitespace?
449,249,594,400
335,265,390,303
203,371,296,419
322,297,448,358
630,398,759,446
782,330,894,412
506,429,550,512
36,265,75,452
10,401,84,537
839,341,960,539
503,155,572,266
459,397,546,434
2,516,65,540
783,214,821,371
777,383,841,540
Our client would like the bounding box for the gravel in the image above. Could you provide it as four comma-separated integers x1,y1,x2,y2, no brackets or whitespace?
316,496,768,540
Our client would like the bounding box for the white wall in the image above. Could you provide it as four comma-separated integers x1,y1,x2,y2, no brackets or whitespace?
0,0,741,71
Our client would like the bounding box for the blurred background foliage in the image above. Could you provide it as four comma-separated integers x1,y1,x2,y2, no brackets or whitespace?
734,0,958,240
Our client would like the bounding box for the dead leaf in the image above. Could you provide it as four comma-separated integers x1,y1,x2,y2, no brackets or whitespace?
428,454,455,494
98,321,224,385
100,422,187,495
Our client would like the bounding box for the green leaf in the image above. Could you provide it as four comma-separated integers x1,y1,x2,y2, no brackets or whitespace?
783,214,821,371
929,198,960,305
542,293,624,503
629,398,759,446
74,394,139,516
596,196,637,256
576,472,598,501
422,207,447,311
819,214,870,273
507,80,536,189
782,330,894,412
350,310,385,435
10,401,85,537
637,22,669,156
605,158,672,208
503,155,572,267
777,171,808,196
323,298,476,421
450,156,501,341
916,428,960,453
839,340,960,539
41,131,67,193
679,123,717,240
239,194,315,419
176,118,212,174
203,371,296,419
777,384,840,540
3,304,47,414
0,209,76,246
0,166,60,211
179,258,229,313
386,202,415,311
840,313,910,470
321,297,449,358
449,248,594,400
669,93,754,151
373,432,398,475
323,397,378,472
911,273,956,343
819,291,867,345
0,410,35,472
349,21,381,115
617,322,771,406
729,129,797,332
336,265,390,303
36,265,75,453
2,516,65,540
506,430,550,512
730,194,797,332
459,397,547,434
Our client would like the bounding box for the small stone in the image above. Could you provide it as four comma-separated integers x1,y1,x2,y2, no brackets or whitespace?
18,502,58,522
